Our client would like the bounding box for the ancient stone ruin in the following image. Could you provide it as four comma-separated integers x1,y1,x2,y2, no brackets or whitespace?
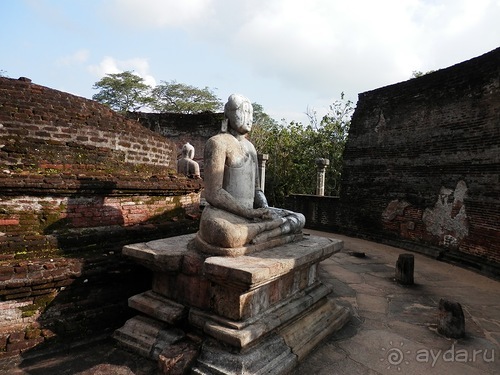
0,76,203,357
286,46,500,277
0,46,498,372
114,94,350,374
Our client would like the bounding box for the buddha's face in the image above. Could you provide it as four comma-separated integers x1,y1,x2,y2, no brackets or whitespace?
229,101,253,135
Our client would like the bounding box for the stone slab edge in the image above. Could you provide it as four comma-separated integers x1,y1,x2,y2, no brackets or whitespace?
204,235,343,289
189,282,332,348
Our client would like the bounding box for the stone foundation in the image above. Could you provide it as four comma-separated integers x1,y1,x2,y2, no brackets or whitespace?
114,234,350,374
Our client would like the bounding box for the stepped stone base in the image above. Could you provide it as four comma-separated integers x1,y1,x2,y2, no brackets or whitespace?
114,233,350,374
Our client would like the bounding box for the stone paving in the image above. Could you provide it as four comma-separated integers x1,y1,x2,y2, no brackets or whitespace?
1,230,499,374
293,230,500,375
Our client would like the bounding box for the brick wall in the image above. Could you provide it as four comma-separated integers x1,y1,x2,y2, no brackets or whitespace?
337,47,500,275
0,78,204,357
0,77,177,175
128,111,223,173
0,255,152,357
285,194,341,232
0,174,202,257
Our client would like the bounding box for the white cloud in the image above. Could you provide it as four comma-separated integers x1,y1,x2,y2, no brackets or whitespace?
87,56,157,87
105,0,214,29
97,0,500,117
56,49,90,66
219,0,426,96
208,0,499,98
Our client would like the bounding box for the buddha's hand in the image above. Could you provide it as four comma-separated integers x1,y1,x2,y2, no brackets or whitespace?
248,208,275,221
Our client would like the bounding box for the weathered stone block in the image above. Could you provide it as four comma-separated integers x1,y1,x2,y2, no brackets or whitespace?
128,291,187,325
395,253,414,285
437,298,465,339
192,335,297,375
158,340,200,375
123,234,193,272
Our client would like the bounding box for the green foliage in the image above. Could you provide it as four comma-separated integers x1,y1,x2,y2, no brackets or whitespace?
92,71,153,112
250,94,353,206
252,102,278,128
411,70,435,78
151,80,223,113
92,74,222,114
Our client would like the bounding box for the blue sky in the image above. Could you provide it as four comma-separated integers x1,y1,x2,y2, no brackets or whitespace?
2,0,499,123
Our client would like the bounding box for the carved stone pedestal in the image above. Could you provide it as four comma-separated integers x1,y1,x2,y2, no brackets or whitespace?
114,234,350,374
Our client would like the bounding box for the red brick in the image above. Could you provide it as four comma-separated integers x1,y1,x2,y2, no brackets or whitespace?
0,219,19,226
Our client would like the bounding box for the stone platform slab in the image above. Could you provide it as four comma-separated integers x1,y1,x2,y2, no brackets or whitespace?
204,235,343,290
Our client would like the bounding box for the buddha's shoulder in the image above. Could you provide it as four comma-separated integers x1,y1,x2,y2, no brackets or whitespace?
207,133,236,146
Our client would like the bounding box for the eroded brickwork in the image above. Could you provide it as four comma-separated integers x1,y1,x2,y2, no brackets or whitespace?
338,47,500,271
0,77,176,174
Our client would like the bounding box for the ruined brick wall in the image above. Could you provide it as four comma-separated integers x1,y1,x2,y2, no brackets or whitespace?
0,77,177,174
0,78,204,357
0,175,202,257
285,194,341,232
128,112,223,173
338,47,500,275
0,256,151,356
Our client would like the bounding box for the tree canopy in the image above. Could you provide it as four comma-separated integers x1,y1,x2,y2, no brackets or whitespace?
411,70,435,78
151,80,223,113
92,71,152,113
92,73,222,114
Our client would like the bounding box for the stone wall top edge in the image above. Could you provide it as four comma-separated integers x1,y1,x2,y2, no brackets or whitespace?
357,46,500,99
0,77,172,144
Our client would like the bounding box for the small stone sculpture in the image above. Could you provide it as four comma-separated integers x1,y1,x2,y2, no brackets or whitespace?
177,142,200,178
194,94,305,254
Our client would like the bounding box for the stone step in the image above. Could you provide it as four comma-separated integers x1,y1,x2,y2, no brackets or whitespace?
128,290,187,325
190,282,332,348
279,297,351,360
113,315,163,358
113,315,185,360
192,334,297,375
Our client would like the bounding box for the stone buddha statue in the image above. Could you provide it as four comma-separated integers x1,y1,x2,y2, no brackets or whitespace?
193,94,305,255
177,142,200,178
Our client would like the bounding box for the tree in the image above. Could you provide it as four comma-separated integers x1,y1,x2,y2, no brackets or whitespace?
151,80,223,113
252,102,277,128
92,71,153,112
250,94,353,206
312,94,353,194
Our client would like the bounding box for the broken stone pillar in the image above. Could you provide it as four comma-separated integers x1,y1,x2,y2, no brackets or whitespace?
315,158,329,196
257,153,268,192
395,253,414,285
437,298,465,338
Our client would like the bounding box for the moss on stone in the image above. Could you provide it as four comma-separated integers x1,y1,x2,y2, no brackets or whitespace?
20,292,57,318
